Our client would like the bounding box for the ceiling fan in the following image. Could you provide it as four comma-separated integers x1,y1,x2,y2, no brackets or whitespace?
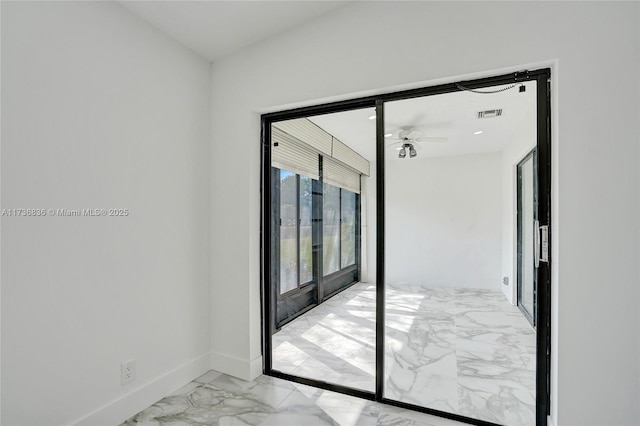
386,127,448,158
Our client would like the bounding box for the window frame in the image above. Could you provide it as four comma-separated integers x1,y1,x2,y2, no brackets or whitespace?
276,169,314,297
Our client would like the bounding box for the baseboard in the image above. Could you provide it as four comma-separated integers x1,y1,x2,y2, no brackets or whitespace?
71,352,211,426
210,351,262,381
249,355,263,380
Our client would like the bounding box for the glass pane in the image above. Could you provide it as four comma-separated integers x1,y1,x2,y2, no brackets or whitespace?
384,82,538,426
323,183,340,275
341,190,356,268
279,170,297,294
271,107,375,393
519,154,536,322
299,175,313,284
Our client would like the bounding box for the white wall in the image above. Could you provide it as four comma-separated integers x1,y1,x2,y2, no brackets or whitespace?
386,153,502,288
1,2,211,425
209,2,640,425
501,129,537,304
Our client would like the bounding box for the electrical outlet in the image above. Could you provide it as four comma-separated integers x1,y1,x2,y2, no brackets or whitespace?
121,359,136,385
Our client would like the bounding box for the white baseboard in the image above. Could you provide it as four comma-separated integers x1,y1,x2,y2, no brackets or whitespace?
249,355,263,380
71,352,211,426
210,351,262,381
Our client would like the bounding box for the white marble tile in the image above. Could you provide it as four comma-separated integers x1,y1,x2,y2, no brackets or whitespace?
272,282,377,393
260,390,340,426
169,381,202,396
458,375,535,425
194,369,223,384
283,383,380,426
206,374,294,409
377,404,468,426
127,284,537,426
122,382,274,426
271,283,537,426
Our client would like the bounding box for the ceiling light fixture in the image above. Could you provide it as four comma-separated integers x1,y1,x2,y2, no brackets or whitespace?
409,144,417,158
398,147,407,158
474,131,483,135
368,115,376,120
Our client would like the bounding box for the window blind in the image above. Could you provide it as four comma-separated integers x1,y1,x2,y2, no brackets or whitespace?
272,118,370,191
271,127,320,180
332,137,370,176
323,156,361,194
274,118,332,156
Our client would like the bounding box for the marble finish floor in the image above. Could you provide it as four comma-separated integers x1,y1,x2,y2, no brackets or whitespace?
121,370,467,426
272,282,536,426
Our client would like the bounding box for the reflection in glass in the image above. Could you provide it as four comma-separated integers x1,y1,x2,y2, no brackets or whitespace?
323,183,340,275
270,107,375,393
279,169,297,294
300,175,313,284
518,152,536,325
383,82,538,426
341,190,356,268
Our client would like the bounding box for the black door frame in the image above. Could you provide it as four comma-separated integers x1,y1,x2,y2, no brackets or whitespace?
260,68,552,426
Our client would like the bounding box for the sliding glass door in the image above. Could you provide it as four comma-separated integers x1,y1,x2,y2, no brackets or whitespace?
382,82,539,425
267,108,377,393
262,69,551,426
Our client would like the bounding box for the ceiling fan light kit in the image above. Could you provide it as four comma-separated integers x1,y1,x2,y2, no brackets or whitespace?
397,143,417,159
389,126,448,159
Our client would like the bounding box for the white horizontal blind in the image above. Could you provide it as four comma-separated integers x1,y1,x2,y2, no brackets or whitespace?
332,137,370,176
272,118,371,189
271,127,319,180
323,157,361,194
274,119,332,156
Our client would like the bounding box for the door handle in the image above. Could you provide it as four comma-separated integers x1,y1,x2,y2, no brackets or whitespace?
534,220,540,268
534,221,549,268
539,225,549,263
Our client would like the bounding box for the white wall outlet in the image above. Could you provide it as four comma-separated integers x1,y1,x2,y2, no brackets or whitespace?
121,359,136,385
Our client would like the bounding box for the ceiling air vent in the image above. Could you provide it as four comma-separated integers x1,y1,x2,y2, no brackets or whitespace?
477,109,503,119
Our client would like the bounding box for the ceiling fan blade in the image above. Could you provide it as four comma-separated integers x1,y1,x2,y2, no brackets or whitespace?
417,137,448,143
405,130,423,140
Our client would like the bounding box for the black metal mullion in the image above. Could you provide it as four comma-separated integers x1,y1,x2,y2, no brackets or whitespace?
317,157,324,302
532,148,539,327
355,193,361,281
295,175,301,290
338,188,342,270
375,99,385,400
261,119,273,373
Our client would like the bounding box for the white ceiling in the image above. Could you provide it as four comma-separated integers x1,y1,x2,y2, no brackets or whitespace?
308,81,538,161
118,1,351,61
118,2,537,161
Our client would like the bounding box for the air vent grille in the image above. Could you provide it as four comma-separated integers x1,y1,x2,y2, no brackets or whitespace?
477,109,503,119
